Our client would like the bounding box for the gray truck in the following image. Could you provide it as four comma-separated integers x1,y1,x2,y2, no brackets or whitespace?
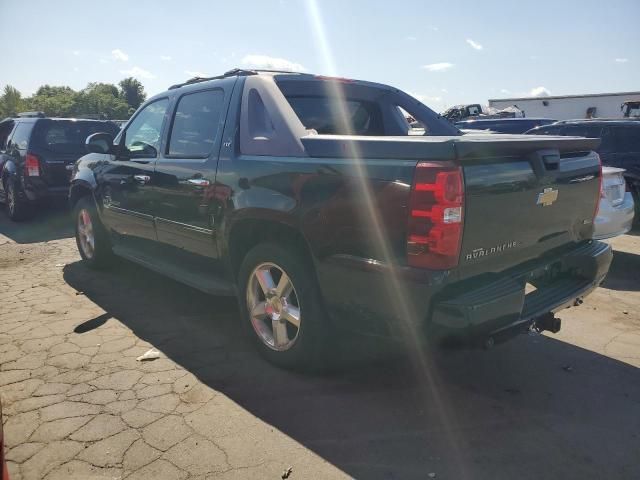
70,69,612,369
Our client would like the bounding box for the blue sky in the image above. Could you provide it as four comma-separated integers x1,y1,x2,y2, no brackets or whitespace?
1,0,638,111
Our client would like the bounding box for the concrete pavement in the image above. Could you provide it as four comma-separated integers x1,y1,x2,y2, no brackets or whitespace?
1,209,639,479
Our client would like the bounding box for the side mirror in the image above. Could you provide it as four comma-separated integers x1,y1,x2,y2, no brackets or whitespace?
86,132,115,154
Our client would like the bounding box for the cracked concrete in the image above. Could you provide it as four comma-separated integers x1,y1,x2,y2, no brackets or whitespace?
0,214,346,479
2,211,639,479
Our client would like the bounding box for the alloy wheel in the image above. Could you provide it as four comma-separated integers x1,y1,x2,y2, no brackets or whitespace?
77,208,95,259
246,262,301,351
7,183,15,215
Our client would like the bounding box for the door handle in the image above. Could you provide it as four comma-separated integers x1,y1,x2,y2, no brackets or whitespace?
187,178,210,187
133,174,151,185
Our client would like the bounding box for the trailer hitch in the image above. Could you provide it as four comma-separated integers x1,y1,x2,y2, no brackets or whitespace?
532,312,562,334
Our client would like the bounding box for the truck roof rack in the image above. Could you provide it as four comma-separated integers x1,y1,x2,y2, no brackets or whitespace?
167,68,309,90
17,111,45,118
168,68,258,90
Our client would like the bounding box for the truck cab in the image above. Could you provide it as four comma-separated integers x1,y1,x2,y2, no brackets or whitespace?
69,69,612,370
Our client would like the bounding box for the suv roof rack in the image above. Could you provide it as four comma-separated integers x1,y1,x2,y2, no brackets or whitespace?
168,68,258,90
17,111,45,118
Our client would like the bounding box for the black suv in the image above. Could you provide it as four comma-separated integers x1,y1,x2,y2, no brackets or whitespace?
526,119,640,205
0,113,119,220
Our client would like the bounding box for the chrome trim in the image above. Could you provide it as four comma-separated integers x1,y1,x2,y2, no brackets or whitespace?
186,178,210,187
155,217,213,235
104,205,154,221
569,175,595,183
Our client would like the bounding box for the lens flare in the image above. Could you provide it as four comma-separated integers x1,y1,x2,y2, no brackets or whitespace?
305,1,469,477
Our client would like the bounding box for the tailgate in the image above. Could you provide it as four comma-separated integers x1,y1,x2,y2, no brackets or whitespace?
30,119,117,187
456,134,601,278
36,152,79,187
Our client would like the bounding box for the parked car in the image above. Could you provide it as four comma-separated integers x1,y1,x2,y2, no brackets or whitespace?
69,69,611,370
456,117,556,134
594,167,635,239
442,104,484,122
0,113,120,220
526,119,640,214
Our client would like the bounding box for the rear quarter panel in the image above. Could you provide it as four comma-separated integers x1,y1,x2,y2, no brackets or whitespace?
214,154,421,336
216,155,416,263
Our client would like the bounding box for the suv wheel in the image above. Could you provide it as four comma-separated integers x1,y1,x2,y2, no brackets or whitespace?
238,243,328,370
74,196,113,269
5,179,34,221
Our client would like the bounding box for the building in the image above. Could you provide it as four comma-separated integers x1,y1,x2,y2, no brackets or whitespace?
488,91,640,121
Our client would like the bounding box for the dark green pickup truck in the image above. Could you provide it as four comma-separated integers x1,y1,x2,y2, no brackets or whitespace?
69,69,612,369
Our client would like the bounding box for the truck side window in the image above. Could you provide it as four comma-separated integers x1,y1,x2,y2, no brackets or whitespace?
167,89,225,157
248,88,276,139
123,98,169,158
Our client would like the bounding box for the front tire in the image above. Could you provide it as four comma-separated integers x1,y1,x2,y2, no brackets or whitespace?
74,196,113,269
238,243,329,371
6,179,35,221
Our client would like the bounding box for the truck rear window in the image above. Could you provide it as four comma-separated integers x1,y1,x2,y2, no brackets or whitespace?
33,120,120,154
284,96,384,135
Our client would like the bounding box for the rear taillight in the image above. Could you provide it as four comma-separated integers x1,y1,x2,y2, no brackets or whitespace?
593,154,603,221
25,153,40,177
407,162,464,269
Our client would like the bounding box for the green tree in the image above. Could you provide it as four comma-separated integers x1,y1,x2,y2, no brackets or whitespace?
26,85,78,117
119,77,146,111
0,85,25,118
4,80,140,120
75,83,129,119
85,82,120,98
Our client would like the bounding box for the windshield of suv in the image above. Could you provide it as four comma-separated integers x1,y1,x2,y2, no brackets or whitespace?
32,120,120,154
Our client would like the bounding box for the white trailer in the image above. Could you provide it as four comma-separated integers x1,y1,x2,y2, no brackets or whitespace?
488,91,640,121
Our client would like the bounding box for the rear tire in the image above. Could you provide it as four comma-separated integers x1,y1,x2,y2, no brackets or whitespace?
237,243,329,371
5,179,35,221
74,196,113,269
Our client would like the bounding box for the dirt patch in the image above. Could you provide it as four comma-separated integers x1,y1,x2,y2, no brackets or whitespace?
0,242,50,269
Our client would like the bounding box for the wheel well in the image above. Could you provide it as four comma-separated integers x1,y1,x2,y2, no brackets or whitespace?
69,183,93,208
228,219,315,278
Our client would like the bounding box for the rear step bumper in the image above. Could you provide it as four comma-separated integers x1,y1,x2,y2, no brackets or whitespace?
430,241,612,344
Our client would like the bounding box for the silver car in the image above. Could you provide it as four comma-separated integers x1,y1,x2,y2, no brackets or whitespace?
593,166,635,239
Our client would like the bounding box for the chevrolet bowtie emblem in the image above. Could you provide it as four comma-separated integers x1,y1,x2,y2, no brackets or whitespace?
537,187,558,207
